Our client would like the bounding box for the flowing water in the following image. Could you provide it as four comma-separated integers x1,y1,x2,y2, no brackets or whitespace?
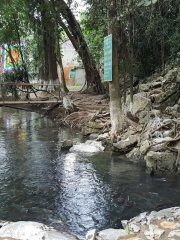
0,107,180,239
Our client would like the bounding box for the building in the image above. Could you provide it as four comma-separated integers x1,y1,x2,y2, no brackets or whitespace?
61,40,85,86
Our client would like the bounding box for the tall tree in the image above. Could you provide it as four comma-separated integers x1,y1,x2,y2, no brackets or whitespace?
33,0,59,92
108,0,124,137
53,0,104,94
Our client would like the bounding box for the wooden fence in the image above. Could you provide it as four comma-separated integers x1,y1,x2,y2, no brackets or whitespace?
0,82,61,105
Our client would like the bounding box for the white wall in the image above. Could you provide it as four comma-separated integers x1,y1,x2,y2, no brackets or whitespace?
61,40,79,66
75,68,85,85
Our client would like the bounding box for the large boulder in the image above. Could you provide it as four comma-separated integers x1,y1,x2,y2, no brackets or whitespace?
126,147,143,163
162,68,179,91
138,110,150,124
82,122,104,136
113,135,138,153
145,151,177,175
139,83,151,92
0,221,76,240
96,228,128,240
61,140,75,150
69,140,104,153
123,93,151,117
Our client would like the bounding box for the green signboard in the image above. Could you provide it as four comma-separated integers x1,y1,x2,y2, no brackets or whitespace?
104,34,112,81
69,70,75,78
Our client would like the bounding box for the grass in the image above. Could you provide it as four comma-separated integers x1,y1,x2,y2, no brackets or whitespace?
67,85,82,90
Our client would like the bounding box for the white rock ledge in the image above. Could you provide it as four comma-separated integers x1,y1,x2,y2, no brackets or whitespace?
0,221,77,240
69,140,104,153
86,207,180,240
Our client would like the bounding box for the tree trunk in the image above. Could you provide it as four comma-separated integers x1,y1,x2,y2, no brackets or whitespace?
51,0,75,112
108,0,124,138
55,0,103,94
129,11,134,104
40,0,58,92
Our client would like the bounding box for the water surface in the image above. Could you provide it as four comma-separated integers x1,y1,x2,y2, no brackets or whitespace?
0,107,180,239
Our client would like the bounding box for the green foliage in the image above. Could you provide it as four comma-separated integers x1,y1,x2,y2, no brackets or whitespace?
0,0,179,90
101,78,109,97
1,64,29,99
0,0,30,44
125,225,130,234
134,0,180,77
85,0,180,81
67,85,82,90
80,9,107,68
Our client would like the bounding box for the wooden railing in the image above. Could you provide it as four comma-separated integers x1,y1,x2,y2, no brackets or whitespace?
0,82,61,105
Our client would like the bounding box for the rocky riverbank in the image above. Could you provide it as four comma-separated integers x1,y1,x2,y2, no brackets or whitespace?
1,67,180,177
0,207,180,240
5,66,180,176
59,67,180,176
86,207,180,240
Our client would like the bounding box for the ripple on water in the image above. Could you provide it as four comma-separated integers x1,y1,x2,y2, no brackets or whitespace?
0,107,180,239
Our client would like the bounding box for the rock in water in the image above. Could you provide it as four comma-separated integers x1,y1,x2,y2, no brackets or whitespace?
69,140,104,153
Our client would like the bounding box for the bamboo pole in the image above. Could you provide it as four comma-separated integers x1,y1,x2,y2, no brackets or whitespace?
0,82,61,103
0,100,61,105
0,83,60,86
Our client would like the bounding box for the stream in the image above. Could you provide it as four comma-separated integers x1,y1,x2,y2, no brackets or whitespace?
0,107,180,239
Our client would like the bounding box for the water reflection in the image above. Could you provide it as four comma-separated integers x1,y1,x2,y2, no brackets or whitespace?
55,152,108,236
0,107,180,239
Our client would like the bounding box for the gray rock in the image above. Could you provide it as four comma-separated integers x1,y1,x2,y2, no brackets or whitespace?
163,130,174,138
148,207,179,221
126,147,142,162
69,140,104,153
140,140,150,154
128,212,148,226
82,126,101,135
129,223,140,233
123,93,151,116
138,111,150,124
163,68,178,83
139,83,151,92
149,224,165,239
96,133,109,141
0,221,76,240
86,122,104,129
113,135,138,152
145,151,177,175
98,228,128,240
151,136,172,144
151,81,162,88
164,105,178,115
121,220,128,229
61,140,75,150
86,229,97,240
89,133,99,140
121,130,136,140
168,230,180,238
150,109,161,118
150,93,164,103
163,118,173,124
94,207,180,240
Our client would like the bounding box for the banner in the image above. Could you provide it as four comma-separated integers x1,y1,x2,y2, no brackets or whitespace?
1,42,27,73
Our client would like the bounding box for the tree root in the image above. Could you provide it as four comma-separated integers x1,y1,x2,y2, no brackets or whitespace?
146,133,180,153
150,122,171,134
